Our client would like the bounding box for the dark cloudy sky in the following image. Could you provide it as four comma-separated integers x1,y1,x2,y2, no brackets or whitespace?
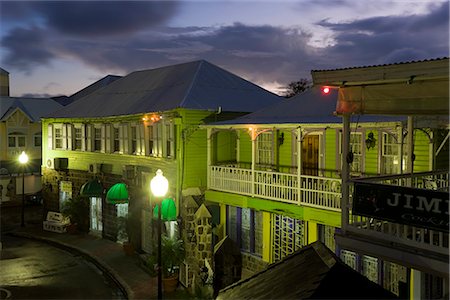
0,0,448,97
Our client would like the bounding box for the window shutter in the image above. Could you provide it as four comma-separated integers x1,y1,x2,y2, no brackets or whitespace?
62,123,68,149
81,124,86,151
119,125,124,154
101,124,106,153
86,124,92,151
153,125,158,156
144,125,150,156
67,124,73,150
123,124,129,154
47,124,53,150
138,124,145,155
105,124,111,153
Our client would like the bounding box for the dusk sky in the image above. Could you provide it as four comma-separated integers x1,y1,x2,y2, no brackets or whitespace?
0,0,448,97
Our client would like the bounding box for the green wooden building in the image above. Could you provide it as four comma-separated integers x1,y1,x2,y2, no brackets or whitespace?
40,60,281,260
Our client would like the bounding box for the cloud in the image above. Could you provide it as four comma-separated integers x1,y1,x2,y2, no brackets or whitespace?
316,1,449,66
1,1,448,93
1,1,179,37
1,26,55,72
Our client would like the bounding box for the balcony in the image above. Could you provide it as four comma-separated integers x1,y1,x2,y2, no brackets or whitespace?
208,164,342,211
340,170,450,275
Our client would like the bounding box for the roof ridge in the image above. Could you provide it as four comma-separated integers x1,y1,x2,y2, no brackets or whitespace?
179,60,204,108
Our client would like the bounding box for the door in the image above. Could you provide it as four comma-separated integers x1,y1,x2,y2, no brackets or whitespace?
89,197,103,236
302,135,319,175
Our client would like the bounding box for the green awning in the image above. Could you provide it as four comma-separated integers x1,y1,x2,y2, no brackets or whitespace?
153,198,177,221
80,179,103,197
106,183,129,204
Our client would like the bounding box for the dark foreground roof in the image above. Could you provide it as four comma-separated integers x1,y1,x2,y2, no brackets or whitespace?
217,241,398,299
46,60,281,118
209,87,404,125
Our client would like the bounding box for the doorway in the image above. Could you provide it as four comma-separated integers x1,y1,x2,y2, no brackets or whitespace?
89,197,103,236
302,135,319,176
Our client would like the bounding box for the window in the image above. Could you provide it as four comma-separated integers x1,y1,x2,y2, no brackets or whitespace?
147,125,155,156
8,132,26,148
382,132,400,174
256,132,273,166
55,127,63,149
113,127,120,152
34,132,42,147
131,126,137,154
166,123,175,158
94,127,102,151
272,214,304,261
318,224,336,252
350,132,363,174
227,206,263,256
74,128,82,150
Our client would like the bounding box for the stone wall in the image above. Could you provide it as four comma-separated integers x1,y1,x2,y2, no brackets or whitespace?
241,252,269,278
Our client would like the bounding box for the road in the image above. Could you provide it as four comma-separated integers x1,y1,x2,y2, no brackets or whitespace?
0,235,125,299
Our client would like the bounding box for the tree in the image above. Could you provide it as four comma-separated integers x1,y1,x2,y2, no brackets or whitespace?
282,78,312,98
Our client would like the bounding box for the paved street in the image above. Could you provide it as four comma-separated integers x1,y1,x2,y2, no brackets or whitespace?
0,235,125,299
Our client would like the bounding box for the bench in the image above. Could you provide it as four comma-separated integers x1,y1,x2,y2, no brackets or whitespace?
43,211,70,233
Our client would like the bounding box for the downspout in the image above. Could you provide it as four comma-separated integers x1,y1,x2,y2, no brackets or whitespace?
251,131,256,196
341,113,351,234
207,128,212,189
297,127,302,204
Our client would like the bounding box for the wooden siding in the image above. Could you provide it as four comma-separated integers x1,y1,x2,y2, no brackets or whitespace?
278,130,292,168
413,129,431,172
364,130,378,175
239,130,252,164
179,109,214,190
215,130,236,163
324,129,338,178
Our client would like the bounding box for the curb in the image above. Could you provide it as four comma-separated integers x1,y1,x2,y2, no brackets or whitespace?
8,231,132,299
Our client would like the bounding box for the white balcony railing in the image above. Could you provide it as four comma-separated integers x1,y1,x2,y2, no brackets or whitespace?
348,171,450,255
209,165,341,211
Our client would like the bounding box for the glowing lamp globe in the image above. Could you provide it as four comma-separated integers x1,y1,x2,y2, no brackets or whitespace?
150,169,169,197
19,151,29,164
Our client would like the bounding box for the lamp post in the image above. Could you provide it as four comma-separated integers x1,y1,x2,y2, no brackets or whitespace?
150,169,169,300
18,151,29,227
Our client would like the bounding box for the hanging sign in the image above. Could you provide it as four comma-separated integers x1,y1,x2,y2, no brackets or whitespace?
353,182,449,232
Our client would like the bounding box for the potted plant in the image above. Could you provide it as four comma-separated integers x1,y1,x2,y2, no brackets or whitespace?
161,234,185,292
61,196,90,233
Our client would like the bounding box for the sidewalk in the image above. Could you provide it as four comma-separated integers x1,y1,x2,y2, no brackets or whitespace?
10,226,157,300
1,202,192,300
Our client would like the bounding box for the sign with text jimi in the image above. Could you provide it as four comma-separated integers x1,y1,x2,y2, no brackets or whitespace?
353,182,449,232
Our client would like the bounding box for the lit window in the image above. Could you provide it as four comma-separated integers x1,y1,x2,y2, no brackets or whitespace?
55,128,63,149
74,128,82,150
94,128,102,151
131,126,137,154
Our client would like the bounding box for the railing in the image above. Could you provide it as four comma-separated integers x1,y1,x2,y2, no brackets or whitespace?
348,170,450,255
209,165,341,211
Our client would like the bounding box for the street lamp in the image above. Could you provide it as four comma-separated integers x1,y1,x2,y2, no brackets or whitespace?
150,169,168,300
18,151,29,227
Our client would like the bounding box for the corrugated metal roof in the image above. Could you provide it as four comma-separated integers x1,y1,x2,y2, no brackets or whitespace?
0,97,63,122
311,57,449,72
217,241,397,299
46,60,282,118
208,87,404,125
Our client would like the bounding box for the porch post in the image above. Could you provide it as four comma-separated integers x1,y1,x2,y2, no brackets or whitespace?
407,116,414,186
251,130,256,196
297,127,302,204
207,128,212,188
341,113,351,233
